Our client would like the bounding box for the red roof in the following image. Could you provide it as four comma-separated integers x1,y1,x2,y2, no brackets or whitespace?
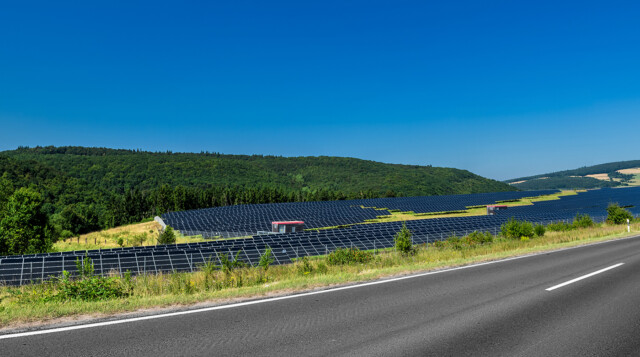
272,221,305,225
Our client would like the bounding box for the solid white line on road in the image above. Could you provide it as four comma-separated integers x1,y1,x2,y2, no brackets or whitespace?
545,263,624,291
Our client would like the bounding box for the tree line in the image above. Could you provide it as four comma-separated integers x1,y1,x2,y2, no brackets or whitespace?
0,146,516,255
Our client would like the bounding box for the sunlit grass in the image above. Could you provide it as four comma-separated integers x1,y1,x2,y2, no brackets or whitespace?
53,221,211,252
2,221,639,329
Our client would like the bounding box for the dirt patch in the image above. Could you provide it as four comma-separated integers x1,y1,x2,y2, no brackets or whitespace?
586,173,610,181
617,168,640,175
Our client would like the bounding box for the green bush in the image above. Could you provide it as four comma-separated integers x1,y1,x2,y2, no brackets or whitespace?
17,256,132,302
445,236,463,250
218,250,244,274
130,233,147,247
54,271,131,301
316,261,329,274
431,240,448,249
500,218,534,239
546,221,573,232
158,226,176,244
258,247,274,271
462,231,493,245
59,230,74,240
297,256,313,274
534,224,546,237
394,223,415,255
573,214,595,229
431,231,493,250
606,203,633,224
326,247,374,265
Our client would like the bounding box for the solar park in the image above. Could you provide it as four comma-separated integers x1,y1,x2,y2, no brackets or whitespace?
2,187,640,286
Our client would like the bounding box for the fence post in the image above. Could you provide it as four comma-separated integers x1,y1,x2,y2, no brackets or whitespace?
117,254,123,277
19,257,25,286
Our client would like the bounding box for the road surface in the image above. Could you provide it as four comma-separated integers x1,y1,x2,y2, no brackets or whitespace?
3,235,640,356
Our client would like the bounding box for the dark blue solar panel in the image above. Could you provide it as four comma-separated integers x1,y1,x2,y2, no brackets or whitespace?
3,188,640,285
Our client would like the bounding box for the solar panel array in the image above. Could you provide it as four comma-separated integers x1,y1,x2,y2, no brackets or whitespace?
2,187,639,286
161,190,559,237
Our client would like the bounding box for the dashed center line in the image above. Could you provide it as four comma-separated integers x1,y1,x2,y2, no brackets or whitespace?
546,263,624,291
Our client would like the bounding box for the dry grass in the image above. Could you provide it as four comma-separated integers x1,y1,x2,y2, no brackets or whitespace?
617,168,640,175
54,221,210,252
2,221,639,329
586,173,611,181
509,180,526,185
362,190,578,224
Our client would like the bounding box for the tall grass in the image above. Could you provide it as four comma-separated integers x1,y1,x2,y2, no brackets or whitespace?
1,221,638,328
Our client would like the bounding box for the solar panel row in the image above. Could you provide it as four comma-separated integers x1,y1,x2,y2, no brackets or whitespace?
161,190,559,237
2,187,639,286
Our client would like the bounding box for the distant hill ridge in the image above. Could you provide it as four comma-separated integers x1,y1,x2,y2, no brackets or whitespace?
2,146,515,197
506,160,640,190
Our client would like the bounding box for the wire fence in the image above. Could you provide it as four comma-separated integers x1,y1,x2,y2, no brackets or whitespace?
0,214,620,286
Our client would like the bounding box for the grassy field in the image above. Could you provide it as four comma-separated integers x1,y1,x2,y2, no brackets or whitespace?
54,221,211,252
1,219,638,330
55,191,580,251
362,190,579,223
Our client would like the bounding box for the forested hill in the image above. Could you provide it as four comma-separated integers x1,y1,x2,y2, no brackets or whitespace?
0,146,515,241
506,160,640,190
2,146,513,197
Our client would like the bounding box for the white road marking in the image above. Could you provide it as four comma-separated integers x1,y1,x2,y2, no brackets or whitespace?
1,234,638,340
545,263,624,291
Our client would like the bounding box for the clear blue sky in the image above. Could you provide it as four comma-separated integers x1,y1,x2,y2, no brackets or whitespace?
1,1,639,180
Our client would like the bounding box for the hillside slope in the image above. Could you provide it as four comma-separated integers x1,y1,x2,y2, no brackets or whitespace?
2,146,514,197
0,146,515,236
506,160,640,190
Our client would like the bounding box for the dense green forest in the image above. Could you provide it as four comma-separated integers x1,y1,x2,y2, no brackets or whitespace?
0,146,515,254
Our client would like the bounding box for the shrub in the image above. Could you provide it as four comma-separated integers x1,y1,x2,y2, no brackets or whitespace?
316,261,329,274
431,240,448,249
534,224,546,237
55,272,131,301
218,250,244,274
158,226,176,244
59,230,74,240
76,255,94,279
394,223,415,255
116,236,125,247
19,256,133,302
446,236,463,250
546,221,573,232
200,257,220,290
462,231,493,245
500,218,534,239
573,214,595,229
258,247,274,271
131,233,147,247
326,247,373,265
297,256,313,274
607,203,633,224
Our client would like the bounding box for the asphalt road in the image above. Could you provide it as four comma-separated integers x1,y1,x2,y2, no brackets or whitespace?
4,236,640,356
